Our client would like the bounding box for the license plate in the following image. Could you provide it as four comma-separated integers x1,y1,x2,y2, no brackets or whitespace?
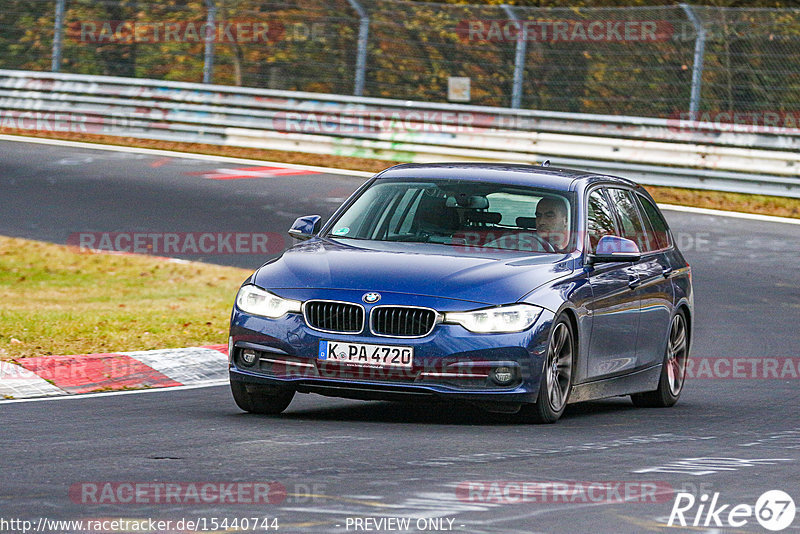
318,341,413,368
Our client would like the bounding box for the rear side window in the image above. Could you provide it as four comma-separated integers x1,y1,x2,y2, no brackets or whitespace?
607,188,653,252
636,194,672,250
586,189,617,253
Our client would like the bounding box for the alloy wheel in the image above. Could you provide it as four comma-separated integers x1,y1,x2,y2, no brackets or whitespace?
666,314,688,396
546,322,573,412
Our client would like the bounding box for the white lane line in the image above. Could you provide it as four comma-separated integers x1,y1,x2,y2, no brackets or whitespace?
0,134,374,178
0,380,228,405
658,203,800,225
2,134,798,224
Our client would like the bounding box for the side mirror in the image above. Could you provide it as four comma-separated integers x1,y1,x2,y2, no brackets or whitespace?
288,215,321,241
588,235,641,264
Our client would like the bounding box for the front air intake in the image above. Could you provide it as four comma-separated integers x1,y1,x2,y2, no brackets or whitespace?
304,301,364,334
371,306,437,337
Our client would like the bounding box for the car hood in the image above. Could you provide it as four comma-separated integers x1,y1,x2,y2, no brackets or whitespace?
252,238,574,306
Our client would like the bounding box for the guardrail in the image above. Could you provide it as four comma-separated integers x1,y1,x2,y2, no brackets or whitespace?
1,69,798,198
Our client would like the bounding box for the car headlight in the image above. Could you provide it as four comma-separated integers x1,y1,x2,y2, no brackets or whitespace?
235,285,301,318
444,303,541,333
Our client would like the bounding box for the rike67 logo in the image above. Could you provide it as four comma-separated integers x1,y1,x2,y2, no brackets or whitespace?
669,490,796,531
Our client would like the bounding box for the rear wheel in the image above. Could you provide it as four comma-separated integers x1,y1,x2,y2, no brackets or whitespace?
231,381,295,414
520,316,574,424
631,311,688,408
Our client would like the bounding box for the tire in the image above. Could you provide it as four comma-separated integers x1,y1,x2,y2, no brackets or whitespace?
631,311,688,408
519,315,575,424
230,381,295,415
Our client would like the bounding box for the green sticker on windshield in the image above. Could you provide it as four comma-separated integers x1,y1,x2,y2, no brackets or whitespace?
333,227,350,236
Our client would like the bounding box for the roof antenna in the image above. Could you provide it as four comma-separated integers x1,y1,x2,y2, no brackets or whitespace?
541,159,550,167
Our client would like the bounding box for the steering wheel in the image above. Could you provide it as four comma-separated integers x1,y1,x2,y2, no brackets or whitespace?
481,232,555,253
531,232,556,253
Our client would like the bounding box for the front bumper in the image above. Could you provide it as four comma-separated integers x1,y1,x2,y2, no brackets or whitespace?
229,289,555,407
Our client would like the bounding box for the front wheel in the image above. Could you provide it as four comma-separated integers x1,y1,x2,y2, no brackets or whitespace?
631,311,688,408
231,381,295,414
519,316,574,424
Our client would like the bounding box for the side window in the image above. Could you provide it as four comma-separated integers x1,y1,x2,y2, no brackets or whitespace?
636,194,672,250
607,188,653,252
587,189,617,253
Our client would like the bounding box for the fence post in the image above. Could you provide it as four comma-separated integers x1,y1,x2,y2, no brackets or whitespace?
501,4,527,109
51,0,66,72
680,4,706,121
346,0,369,96
203,0,217,84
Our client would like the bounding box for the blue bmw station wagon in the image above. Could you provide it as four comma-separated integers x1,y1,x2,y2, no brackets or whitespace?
228,163,693,423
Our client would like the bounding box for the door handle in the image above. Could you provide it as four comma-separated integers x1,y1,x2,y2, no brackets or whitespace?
627,274,641,289
662,267,673,279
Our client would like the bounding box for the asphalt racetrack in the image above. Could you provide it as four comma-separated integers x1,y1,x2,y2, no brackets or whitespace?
1,138,799,533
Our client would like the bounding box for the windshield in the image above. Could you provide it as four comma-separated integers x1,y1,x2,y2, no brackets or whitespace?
325,178,575,253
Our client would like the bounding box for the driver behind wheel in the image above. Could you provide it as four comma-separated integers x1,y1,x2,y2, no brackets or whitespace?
535,197,570,250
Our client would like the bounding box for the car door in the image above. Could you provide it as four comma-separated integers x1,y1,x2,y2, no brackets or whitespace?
606,188,674,370
584,187,641,380
631,192,676,368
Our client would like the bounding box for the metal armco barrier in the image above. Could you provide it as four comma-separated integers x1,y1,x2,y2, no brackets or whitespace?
1,69,798,198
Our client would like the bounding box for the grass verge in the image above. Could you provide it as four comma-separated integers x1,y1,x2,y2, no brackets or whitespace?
0,236,250,361
4,129,799,219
